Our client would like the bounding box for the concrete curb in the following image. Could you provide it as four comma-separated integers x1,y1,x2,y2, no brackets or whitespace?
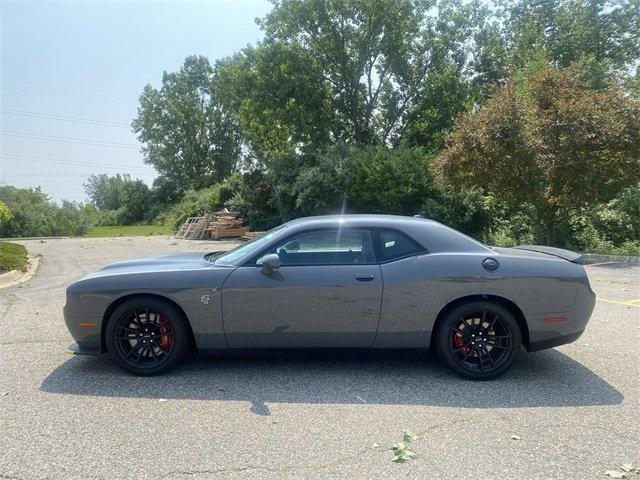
0,255,41,289
0,236,69,241
582,253,640,266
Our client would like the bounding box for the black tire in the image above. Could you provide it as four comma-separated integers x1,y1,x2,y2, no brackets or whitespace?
436,301,521,380
105,297,191,376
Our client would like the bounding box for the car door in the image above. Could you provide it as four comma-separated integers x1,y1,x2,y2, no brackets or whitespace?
220,228,383,348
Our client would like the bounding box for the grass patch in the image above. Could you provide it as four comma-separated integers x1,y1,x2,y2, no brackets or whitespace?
85,224,173,238
0,241,29,272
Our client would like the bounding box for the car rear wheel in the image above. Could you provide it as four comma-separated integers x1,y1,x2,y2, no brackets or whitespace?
105,297,191,376
436,301,521,380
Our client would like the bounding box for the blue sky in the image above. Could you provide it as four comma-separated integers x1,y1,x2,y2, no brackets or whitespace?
0,0,271,202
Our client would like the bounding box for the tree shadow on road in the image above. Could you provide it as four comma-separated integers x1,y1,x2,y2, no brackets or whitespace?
40,349,622,414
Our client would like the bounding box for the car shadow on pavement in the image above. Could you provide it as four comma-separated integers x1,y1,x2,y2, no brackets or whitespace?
40,349,623,414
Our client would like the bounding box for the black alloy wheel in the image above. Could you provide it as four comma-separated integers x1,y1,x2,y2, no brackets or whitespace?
106,297,190,376
437,301,521,380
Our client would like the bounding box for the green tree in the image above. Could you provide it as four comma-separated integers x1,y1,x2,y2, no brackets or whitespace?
503,0,640,86
133,55,241,195
258,0,496,146
0,201,12,225
439,64,640,245
84,173,128,210
216,42,333,164
84,174,152,225
402,0,505,150
118,179,152,224
220,0,504,158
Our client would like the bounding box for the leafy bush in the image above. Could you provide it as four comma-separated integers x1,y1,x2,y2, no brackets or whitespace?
168,184,222,229
347,146,434,215
225,144,436,230
144,203,171,225
0,186,91,237
287,143,354,216
563,185,640,255
118,180,152,224
0,201,12,225
280,143,435,218
227,171,280,230
53,201,93,236
615,183,640,239
84,174,152,225
423,188,495,241
93,209,120,227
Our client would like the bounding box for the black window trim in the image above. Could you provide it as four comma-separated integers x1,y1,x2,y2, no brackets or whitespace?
241,226,428,267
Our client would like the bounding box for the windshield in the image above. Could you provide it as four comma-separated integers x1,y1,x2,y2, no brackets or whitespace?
213,224,288,266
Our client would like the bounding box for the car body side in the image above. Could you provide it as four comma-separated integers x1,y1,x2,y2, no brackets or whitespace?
64,215,595,355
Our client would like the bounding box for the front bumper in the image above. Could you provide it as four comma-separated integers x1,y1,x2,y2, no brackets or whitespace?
64,293,103,354
67,342,101,356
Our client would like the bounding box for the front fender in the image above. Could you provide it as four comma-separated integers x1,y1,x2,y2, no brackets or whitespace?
64,267,235,353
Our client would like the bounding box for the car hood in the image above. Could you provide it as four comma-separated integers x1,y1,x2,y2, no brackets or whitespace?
85,252,215,278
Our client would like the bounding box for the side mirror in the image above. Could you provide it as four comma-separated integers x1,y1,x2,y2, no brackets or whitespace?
260,253,281,275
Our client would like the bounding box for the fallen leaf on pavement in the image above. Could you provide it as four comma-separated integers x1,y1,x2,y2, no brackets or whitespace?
605,470,626,479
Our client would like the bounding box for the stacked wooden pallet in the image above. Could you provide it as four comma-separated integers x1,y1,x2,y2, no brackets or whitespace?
174,214,215,240
175,210,249,240
207,211,247,240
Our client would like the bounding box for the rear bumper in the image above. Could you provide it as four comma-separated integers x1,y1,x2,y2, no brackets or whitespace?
527,330,584,352
67,342,101,356
525,276,595,352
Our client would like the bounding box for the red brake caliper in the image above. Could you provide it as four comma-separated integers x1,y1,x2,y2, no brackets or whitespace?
158,314,172,351
453,329,468,354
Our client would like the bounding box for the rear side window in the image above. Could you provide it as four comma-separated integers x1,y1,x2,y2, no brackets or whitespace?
376,230,424,261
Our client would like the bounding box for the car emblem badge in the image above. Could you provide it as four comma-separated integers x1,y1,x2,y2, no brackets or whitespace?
200,295,211,305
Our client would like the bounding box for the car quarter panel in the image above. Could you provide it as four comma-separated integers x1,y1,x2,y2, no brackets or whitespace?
375,252,587,348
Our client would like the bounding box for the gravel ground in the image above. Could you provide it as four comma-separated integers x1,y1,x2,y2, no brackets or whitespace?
0,236,638,479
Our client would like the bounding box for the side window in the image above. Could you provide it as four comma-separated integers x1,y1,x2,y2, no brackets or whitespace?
377,230,424,262
257,229,375,265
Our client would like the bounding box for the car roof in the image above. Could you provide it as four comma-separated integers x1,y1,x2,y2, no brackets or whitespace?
282,214,491,254
284,214,438,228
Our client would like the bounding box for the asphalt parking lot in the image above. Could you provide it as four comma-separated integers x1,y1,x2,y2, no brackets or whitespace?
0,236,638,479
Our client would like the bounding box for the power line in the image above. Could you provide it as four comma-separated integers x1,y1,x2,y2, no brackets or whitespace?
0,153,154,172
8,173,142,178
0,85,137,105
0,108,130,128
0,130,139,150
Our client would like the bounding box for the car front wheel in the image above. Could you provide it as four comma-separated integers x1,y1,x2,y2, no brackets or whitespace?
105,297,191,376
436,301,521,380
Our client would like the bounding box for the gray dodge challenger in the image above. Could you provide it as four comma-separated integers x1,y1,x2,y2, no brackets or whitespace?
64,215,596,379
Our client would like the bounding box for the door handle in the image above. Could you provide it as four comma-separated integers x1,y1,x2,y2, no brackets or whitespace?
355,274,376,281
